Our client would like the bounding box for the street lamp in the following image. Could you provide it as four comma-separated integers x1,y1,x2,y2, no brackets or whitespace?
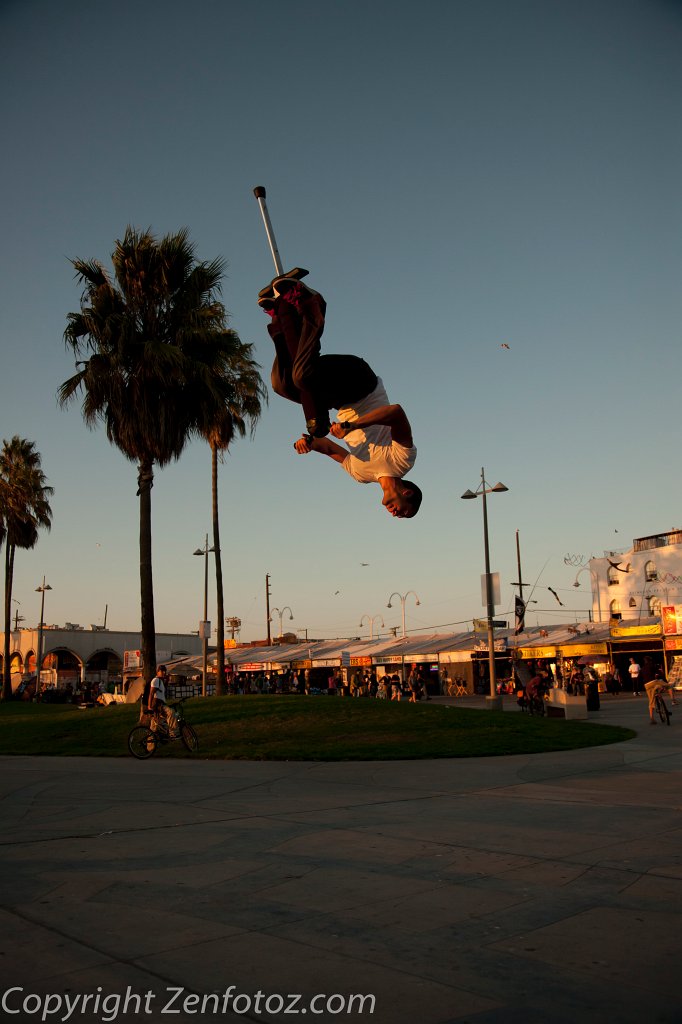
193,535,215,697
573,567,602,622
359,613,385,640
461,468,508,708
35,577,52,698
270,606,293,638
386,591,420,638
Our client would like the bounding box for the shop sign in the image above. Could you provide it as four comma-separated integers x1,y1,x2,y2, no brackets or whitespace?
291,660,312,669
473,639,507,653
662,606,682,636
665,637,682,650
611,624,660,638
515,646,556,660
379,655,404,664
440,651,472,663
558,642,607,657
123,650,142,670
236,662,267,671
349,656,372,667
402,654,435,663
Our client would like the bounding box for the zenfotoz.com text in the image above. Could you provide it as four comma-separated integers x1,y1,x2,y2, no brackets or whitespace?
1,986,377,1020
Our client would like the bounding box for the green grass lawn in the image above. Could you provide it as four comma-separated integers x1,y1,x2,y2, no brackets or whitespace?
0,696,635,760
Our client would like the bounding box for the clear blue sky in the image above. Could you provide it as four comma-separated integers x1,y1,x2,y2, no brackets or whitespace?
1,0,680,642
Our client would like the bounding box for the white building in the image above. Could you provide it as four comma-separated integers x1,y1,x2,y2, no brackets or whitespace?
1,625,203,693
588,529,682,622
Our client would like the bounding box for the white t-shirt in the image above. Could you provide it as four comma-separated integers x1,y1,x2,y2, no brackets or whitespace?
150,676,167,704
628,662,641,679
337,378,417,484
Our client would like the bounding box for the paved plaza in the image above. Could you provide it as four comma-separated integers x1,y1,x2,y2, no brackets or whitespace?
1,696,681,1023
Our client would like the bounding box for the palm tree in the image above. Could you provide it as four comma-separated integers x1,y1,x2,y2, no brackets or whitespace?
195,341,266,694
0,437,53,700
59,226,261,694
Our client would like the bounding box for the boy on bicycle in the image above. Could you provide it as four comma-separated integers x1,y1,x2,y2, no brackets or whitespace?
148,665,180,737
645,669,675,724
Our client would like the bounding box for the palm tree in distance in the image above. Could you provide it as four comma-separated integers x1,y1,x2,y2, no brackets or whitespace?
0,437,53,700
59,226,261,695
196,346,266,694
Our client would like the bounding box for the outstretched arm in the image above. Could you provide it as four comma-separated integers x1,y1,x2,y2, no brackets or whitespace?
294,434,348,465
330,404,413,447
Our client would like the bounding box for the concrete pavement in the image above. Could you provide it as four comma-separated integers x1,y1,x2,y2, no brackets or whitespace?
1,696,681,1023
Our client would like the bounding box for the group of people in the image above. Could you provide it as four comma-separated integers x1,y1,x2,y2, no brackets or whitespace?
345,668,430,701
520,656,678,724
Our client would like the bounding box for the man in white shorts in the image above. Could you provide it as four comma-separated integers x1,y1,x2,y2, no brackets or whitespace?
260,273,422,519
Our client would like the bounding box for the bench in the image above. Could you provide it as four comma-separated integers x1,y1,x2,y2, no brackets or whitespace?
546,688,587,720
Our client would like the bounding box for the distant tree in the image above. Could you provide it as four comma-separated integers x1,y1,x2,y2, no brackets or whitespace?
59,227,261,696
0,437,53,700
196,344,266,694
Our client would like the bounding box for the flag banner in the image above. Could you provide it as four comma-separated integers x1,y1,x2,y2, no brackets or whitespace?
515,596,526,635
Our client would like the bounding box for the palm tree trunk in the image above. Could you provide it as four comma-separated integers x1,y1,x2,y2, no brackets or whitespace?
138,460,156,704
2,542,13,700
212,444,226,696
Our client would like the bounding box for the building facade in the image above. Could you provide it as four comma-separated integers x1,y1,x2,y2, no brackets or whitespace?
0,625,203,693
588,529,682,622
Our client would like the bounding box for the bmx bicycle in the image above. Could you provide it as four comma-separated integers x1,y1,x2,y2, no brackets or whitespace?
127,697,199,759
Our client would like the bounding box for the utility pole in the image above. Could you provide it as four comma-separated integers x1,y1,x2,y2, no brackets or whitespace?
511,529,530,634
265,574,272,644
515,529,525,602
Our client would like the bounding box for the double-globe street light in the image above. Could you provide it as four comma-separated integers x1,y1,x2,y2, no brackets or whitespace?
386,591,420,639
35,576,52,696
359,613,385,640
270,606,294,639
461,468,508,708
193,535,215,697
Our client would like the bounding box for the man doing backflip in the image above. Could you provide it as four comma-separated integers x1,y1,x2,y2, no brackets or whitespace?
259,270,422,519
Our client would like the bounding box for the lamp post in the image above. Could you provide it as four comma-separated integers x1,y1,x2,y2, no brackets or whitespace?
193,534,215,697
572,567,602,622
461,468,508,708
270,606,293,639
386,591,420,638
359,613,385,640
35,577,52,698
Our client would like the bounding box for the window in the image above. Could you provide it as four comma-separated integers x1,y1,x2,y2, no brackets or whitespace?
609,599,621,620
607,566,620,586
628,598,637,608
645,560,657,582
648,596,662,617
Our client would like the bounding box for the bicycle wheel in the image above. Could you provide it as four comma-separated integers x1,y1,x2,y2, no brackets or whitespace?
181,724,199,752
657,697,671,725
128,725,157,759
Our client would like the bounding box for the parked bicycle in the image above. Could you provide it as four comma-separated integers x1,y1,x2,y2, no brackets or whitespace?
127,697,199,758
